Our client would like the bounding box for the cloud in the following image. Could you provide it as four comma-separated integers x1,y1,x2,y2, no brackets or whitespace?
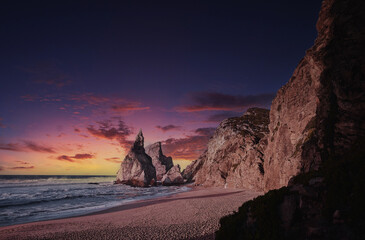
74,128,81,133
0,166,3,171
16,161,30,165
105,157,122,163
87,119,133,148
177,92,275,112
0,118,6,128
22,141,56,153
162,127,215,160
56,153,94,162
0,141,56,153
111,104,150,112
10,166,35,170
194,127,216,136
22,63,71,88
205,112,238,123
0,143,22,152
69,93,149,113
155,125,182,132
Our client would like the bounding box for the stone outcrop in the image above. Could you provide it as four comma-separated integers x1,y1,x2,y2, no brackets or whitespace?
263,0,365,191
185,108,270,190
161,165,184,186
216,0,365,238
182,153,205,183
145,142,173,181
116,130,157,187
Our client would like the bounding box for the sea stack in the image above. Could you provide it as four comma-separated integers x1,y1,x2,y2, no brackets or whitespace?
161,165,184,186
116,130,157,187
145,142,173,181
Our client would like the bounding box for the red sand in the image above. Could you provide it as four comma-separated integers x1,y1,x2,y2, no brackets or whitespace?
0,187,261,240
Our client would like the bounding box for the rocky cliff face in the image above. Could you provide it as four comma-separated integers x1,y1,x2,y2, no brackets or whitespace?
263,0,365,191
145,142,173,181
217,0,365,238
116,130,157,187
186,108,269,191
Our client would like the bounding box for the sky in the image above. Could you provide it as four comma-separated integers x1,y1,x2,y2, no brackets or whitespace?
0,0,322,175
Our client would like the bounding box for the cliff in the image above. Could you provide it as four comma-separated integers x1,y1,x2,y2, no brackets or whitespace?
185,108,269,191
264,0,365,191
216,0,365,238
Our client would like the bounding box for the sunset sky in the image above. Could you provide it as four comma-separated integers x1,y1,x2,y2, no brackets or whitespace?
0,1,322,175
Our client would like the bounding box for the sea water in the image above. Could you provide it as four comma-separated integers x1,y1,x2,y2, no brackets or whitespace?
0,175,191,227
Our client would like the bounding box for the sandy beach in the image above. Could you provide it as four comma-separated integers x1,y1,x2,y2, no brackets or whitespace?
0,187,261,240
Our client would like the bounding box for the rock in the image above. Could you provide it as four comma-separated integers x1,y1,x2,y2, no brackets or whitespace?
145,142,173,181
185,108,269,190
216,0,365,238
263,0,365,191
115,130,157,187
162,165,184,186
182,152,206,182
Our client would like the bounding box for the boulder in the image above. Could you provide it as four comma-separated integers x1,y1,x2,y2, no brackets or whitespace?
115,130,157,187
162,165,184,186
145,142,173,181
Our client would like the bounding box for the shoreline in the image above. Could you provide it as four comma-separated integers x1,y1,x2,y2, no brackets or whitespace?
0,187,262,240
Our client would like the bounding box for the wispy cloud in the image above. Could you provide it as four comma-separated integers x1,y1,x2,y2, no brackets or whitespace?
105,157,121,163
162,127,215,160
21,63,72,88
10,166,35,170
204,112,238,123
16,161,30,165
155,125,182,132
176,92,275,112
56,153,94,162
0,141,55,153
0,118,6,128
87,119,133,149
22,141,56,153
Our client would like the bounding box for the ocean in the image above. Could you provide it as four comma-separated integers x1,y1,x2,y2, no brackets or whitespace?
0,175,191,227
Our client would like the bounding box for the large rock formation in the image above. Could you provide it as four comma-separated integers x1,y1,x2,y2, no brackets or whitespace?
263,0,365,191
116,130,157,187
185,108,270,190
217,0,365,238
145,142,173,181
161,165,184,186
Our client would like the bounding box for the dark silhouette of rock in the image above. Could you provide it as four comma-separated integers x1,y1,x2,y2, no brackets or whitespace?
162,164,184,186
115,130,157,187
145,142,173,181
184,108,269,191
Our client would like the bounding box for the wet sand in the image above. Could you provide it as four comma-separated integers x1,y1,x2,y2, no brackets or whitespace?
0,187,261,240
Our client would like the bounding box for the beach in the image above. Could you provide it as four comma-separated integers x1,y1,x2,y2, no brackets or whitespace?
0,187,261,240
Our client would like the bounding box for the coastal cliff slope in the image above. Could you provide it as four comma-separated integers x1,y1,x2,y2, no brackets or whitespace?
217,0,365,238
185,108,269,191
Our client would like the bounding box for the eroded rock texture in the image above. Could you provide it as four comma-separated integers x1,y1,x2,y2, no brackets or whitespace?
264,0,365,191
145,142,173,181
161,165,184,186
186,108,269,191
116,130,157,187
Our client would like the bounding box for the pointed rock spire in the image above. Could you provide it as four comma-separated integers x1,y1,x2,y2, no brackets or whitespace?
133,129,144,150
115,130,156,187
145,142,173,181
